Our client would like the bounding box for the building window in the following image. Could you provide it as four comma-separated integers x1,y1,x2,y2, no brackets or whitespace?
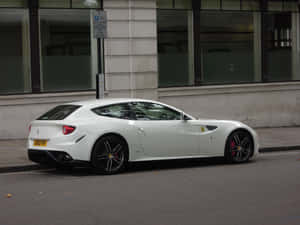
201,0,260,10
158,9,194,87
157,0,194,88
39,0,100,8
0,0,26,8
200,12,256,84
223,0,241,10
268,0,298,11
201,0,221,10
0,9,31,94
40,9,93,92
157,0,192,9
263,13,292,81
242,0,260,11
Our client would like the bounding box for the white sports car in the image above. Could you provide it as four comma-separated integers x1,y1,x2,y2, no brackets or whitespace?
28,98,259,174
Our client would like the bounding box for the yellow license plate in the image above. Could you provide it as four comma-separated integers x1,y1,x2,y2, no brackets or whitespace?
33,140,48,147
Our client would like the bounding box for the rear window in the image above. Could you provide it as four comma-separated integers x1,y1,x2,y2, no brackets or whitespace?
37,105,81,120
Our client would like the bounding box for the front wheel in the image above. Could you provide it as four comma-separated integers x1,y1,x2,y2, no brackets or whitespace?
225,130,254,163
91,135,128,175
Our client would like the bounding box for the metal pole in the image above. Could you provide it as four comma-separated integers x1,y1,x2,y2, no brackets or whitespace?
100,0,105,95
96,0,104,99
96,38,101,99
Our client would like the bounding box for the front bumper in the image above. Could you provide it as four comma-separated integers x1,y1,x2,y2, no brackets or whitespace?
28,149,89,166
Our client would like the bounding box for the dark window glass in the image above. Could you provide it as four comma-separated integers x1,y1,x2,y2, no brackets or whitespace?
200,12,255,84
223,0,241,10
39,0,100,8
282,0,298,11
92,104,134,120
38,105,81,120
40,9,93,92
263,13,292,81
72,0,100,8
0,9,30,94
158,10,194,87
157,0,192,9
201,0,221,10
0,1,26,7
242,0,260,10
130,102,181,121
267,0,298,12
268,0,283,11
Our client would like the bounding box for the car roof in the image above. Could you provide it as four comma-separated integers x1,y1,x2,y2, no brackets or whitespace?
67,98,159,109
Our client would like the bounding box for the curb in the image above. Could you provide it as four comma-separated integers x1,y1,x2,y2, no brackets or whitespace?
0,164,44,174
259,146,300,153
0,146,299,173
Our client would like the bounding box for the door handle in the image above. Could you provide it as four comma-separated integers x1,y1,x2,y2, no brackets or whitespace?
138,127,146,135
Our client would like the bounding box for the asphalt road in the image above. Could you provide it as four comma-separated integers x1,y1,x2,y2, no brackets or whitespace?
1,151,300,225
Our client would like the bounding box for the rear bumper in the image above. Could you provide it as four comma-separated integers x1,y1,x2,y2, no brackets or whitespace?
28,149,89,166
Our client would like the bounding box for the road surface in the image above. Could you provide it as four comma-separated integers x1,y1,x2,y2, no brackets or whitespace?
1,151,300,225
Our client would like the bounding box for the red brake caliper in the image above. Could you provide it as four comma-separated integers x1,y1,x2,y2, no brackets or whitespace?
231,141,236,156
114,153,119,160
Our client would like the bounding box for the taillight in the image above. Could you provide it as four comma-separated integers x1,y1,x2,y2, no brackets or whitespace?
63,125,76,135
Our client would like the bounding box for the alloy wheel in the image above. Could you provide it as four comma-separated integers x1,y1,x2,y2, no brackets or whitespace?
92,135,128,174
227,130,253,163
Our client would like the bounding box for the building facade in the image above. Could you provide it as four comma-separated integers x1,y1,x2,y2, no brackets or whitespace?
0,0,300,138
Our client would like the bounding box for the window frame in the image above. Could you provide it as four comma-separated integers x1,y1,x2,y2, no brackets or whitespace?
91,101,193,121
37,104,81,120
91,103,135,120
129,101,183,121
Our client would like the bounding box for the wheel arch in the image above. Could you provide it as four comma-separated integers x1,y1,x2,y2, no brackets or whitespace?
90,132,130,161
224,128,255,157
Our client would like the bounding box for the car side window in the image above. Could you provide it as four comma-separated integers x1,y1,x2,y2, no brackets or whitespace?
129,102,181,121
92,103,134,120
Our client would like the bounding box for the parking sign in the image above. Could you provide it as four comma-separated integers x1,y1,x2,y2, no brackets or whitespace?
93,10,107,39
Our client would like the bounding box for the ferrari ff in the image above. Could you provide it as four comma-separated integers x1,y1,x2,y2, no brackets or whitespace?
28,98,259,174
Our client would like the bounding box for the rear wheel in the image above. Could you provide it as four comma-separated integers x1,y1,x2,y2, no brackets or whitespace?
91,135,128,175
225,130,254,163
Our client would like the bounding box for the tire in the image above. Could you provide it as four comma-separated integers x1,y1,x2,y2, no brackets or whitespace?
225,130,254,163
91,135,129,175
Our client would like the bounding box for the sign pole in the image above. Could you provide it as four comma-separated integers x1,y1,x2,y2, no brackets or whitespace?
94,2,106,99
96,38,101,99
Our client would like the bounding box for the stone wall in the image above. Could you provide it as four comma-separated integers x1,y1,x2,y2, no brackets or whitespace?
104,0,158,99
159,82,300,128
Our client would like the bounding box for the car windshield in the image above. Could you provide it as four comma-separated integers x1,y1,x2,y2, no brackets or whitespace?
37,105,81,120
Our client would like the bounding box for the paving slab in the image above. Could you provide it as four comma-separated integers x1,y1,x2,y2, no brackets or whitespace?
256,127,300,149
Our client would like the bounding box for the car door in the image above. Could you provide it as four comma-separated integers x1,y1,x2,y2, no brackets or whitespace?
129,102,199,158
92,103,144,158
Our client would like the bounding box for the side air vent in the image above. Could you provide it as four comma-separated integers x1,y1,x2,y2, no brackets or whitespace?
206,125,218,131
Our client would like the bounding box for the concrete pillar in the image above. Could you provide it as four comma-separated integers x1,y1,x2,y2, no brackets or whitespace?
292,12,300,80
103,0,158,100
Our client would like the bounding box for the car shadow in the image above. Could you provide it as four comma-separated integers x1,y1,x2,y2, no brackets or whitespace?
126,157,227,174
39,157,254,177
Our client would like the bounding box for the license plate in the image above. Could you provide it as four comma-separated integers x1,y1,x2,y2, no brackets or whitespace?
33,140,48,147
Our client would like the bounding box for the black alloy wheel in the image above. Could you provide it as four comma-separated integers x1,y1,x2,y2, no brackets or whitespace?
225,130,254,163
91,135,128,174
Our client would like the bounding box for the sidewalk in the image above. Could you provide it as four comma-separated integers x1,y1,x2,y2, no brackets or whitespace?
0,127,300,172
0,140,41,173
